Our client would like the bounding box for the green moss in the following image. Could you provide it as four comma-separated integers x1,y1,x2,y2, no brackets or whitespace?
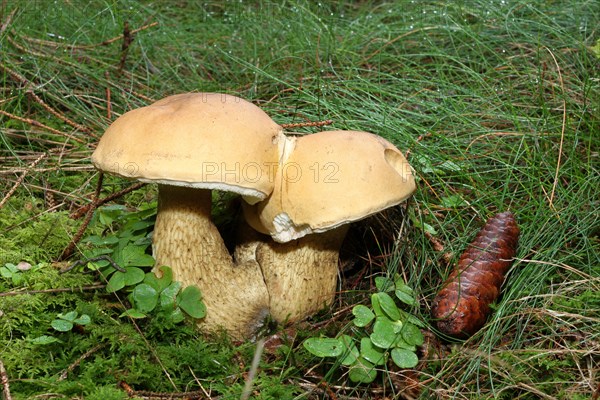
0,197,78,265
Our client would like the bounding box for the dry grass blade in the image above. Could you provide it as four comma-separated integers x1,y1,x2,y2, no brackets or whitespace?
544,46,567,214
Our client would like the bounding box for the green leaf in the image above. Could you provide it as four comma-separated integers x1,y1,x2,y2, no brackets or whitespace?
122,267,146,286
106,271,125,293
51,319,74,332
371,293,384,317
303,338,344,358
352,304,375,327
591,38,600,58
401,323,424,346
128,220,155,232
338,335,359,366
73,314,91,326
160,281,182,310
119,245,154,267
28,335,63,345
440,194,467,208
398,309,427,328
58,311,78,321
391,319,404,334
132,283,159,313
390,348,419,368
412,219,437,235
360,337,386,365
438,160,462,172
177,286,206,319
97,205,127,226
394,282,416,306
370,317,398,349
374,276,394,292
84,235,120,246
166,307,185,324
120,309,147,319
348,357,377,383
144,266,173,293
4,263,18,273
373,292,401,321
132,253,155,267
12,273,23,285
1,265,15,278
393,336,416,351
143,272,161,292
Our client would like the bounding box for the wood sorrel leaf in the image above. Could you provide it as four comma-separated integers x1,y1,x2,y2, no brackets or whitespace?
391,348,419,368
352,304,375,327
360,337,386,365
394,280,416,306
373,292,401,321
370,317,397,349
72,314,91,326
374,276,394,292
132,283,159,313
339,335,359,366
160,281,182,310
348,357,377,383
144,266,173,293
303,338,344,358
51,319,73,332
106,271,125,293
177,286,206,319
401,322,424,346
122,267,145,286
371,293,384,317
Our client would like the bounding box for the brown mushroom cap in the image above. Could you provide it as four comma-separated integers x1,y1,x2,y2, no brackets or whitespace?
244,130,416,242
92,92,284,202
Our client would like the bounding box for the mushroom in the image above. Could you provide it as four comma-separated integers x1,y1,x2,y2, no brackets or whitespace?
241,130,416,323
92,92,285,338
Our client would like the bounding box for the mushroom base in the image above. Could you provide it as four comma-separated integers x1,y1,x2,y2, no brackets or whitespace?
152,185,270,339
236,222,349,323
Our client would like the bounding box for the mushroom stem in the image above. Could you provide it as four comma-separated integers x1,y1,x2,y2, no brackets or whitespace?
152,184,269,339
236,222,349,323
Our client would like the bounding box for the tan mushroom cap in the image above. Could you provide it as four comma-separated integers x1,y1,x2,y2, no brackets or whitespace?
92,93,284,202
244,130,416,242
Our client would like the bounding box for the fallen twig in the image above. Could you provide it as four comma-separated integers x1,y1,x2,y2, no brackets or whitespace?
0,109,84,144
281,119,333,129
117,21,134,74
0,152,47,209
20,21,159,50
59,343,106,381
69,181,146,219
0,61,95,135
59,172,104,260
0,8,16,37
60,255,126,274
0,284,106,298
119,381,209,399
105,71,113,119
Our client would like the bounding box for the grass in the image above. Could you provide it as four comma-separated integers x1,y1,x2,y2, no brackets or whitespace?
1,0,599,399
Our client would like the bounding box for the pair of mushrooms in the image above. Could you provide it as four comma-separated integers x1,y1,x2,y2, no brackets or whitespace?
91,93,416,339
